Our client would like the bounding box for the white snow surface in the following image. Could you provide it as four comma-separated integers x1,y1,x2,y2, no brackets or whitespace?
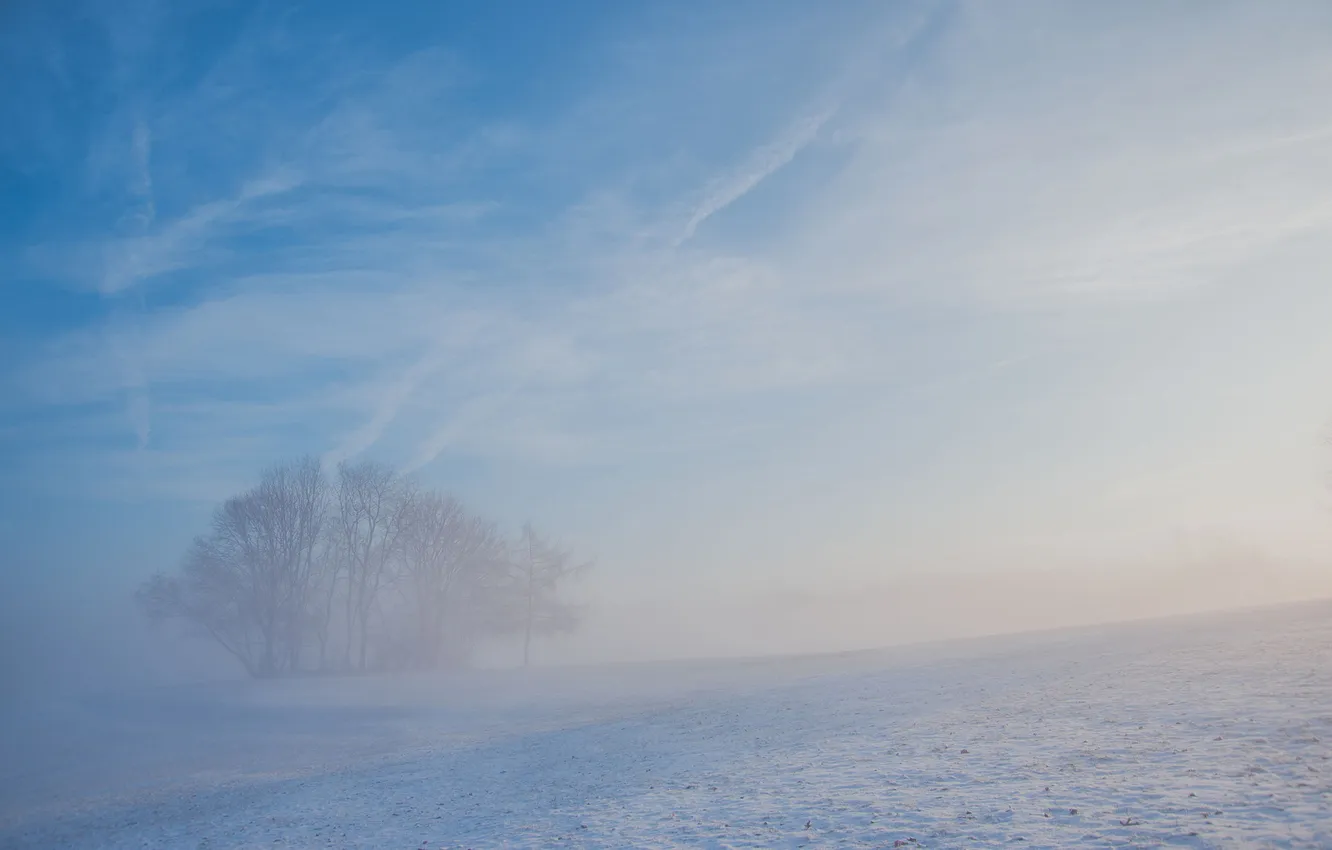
3,601,1332,848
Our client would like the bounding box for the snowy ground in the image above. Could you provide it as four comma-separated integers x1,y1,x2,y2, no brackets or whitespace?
3,601,1332,848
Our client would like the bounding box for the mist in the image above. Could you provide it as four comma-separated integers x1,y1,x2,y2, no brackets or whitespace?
5,0,1332,846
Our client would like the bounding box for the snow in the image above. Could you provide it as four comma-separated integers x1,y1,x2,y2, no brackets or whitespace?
3,601,1332,848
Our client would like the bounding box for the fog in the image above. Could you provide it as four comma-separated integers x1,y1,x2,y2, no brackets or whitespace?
4,0,1332,845
5,536,1332,700
2,0,1332,700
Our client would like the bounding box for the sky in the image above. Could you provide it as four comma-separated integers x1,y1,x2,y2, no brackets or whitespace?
3,0,1332,678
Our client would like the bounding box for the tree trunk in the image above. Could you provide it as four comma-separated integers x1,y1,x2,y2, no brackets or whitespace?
358,604,369,671
523,535,534,668
343,584,355,670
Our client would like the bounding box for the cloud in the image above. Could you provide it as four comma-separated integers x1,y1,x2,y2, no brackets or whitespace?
675,101,840,246
126,118,154,228
780,2,1332,308
323,347,451,468
5,0,1332,575
96,170,302,295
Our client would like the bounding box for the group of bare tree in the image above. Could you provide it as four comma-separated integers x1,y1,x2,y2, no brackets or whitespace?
137,457,587,677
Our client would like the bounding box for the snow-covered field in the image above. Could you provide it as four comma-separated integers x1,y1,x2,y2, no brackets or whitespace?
4,601,1332,848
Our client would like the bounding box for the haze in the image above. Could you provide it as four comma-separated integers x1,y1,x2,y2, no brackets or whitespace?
4,1,1332,686
8,2,1332,847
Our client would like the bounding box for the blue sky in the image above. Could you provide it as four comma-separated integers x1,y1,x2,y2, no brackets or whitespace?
4,0,1332,664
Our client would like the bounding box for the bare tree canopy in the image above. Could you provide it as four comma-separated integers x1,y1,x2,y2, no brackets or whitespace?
137,456,329,677
512,523,590,667
399,491,508,669
330,460,411,671
137,456,590,677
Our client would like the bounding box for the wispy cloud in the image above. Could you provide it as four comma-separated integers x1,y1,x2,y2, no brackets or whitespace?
96,170,302,295
675,101,840,246
323,346,452,468
126,118,154,229
5,0,1332,590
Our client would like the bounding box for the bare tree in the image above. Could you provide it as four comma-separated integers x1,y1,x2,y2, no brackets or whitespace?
399,491,507,668
138,455,595,677
312,525,345,671
251,456,328,672
137,457,328,677
211,490,286,674
138,538,263,677
510,523,588,667
331,460,411,671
